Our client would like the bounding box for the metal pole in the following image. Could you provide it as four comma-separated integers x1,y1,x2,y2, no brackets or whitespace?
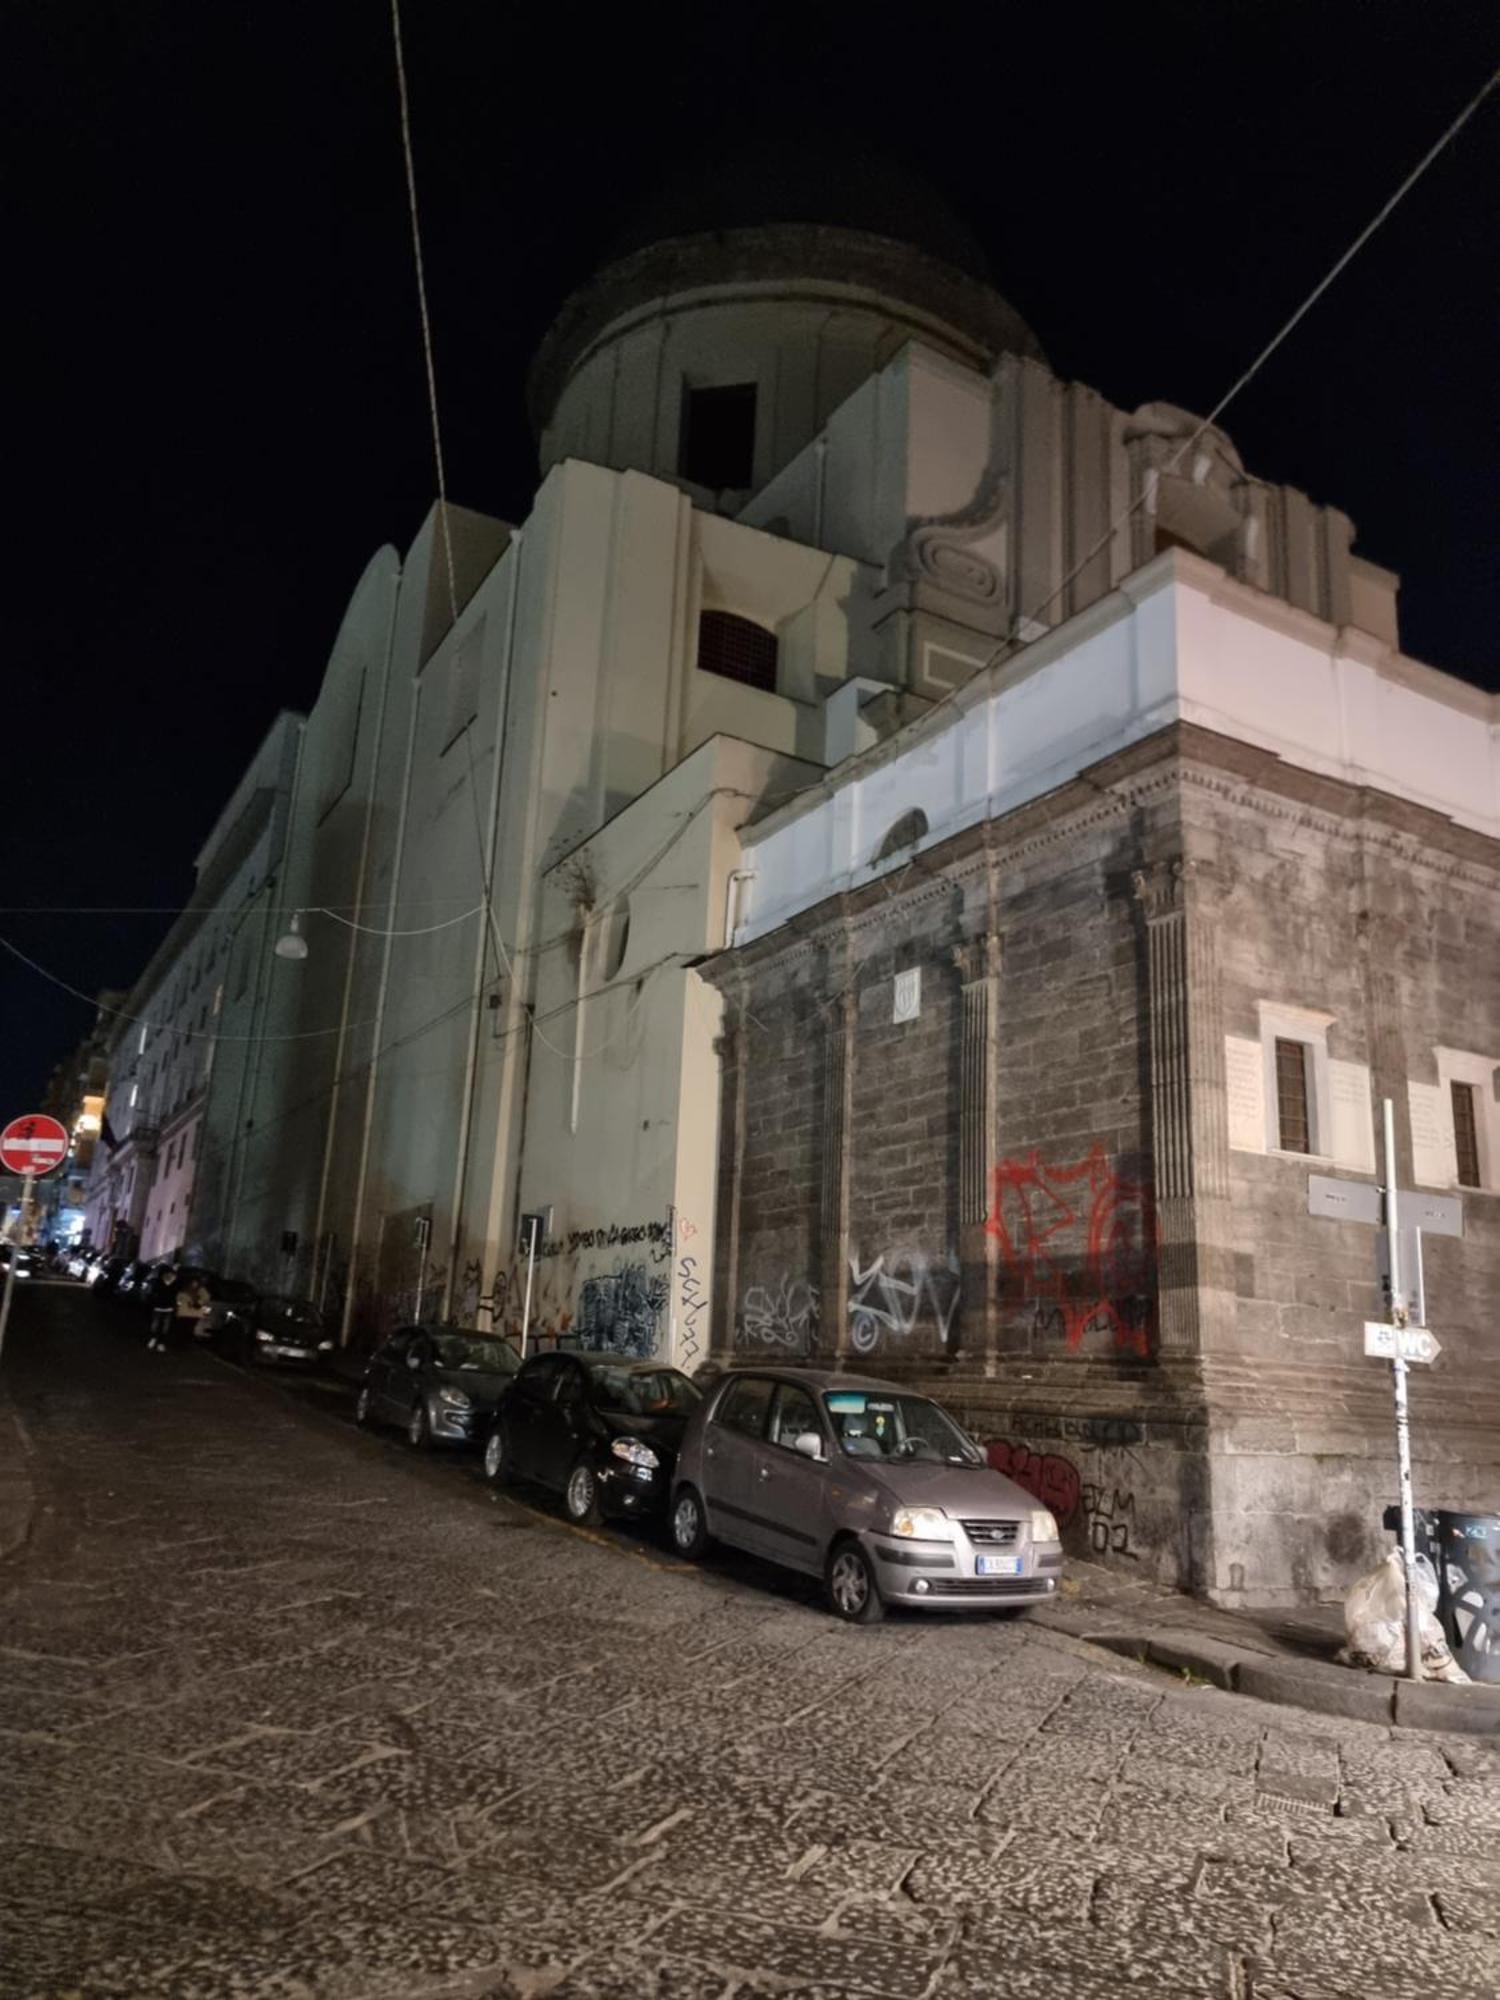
1382,1096,1423,1683
518,1219,538,1361
0,1173,34,1364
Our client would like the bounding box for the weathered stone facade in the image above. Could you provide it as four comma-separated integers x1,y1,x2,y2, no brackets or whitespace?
703,721,1500,1607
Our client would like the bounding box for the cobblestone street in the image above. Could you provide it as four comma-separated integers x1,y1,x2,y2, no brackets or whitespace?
2,1284,1498,2000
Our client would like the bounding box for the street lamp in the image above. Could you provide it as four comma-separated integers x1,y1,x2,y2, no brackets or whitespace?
274,911,309,961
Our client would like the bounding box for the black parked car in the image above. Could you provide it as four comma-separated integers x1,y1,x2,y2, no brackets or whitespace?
481,1352,703,1526
218,1293,332,1367
355,1325,520,1449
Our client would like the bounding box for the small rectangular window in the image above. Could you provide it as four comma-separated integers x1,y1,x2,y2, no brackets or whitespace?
1452,1080,1482,1189
680,383,757,491
1275,1038,1311,1154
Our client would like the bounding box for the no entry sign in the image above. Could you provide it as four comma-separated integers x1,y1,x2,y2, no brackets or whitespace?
0,1115,70,1177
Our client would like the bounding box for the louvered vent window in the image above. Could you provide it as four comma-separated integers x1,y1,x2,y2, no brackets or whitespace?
1275,1038,1311,1154
697,611,777,694
1452,1081,1482,1189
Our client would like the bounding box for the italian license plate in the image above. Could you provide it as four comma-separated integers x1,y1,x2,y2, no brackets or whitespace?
976,1555,1023,1577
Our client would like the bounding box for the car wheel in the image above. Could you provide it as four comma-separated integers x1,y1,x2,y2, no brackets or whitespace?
563,1460,600,1526
407,1400,430,1449
355,1383,373,1427
826,1538,886,1624
670,1485,711,1560
482,1426,512,1485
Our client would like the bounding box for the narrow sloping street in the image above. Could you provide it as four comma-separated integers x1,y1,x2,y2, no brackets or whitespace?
2,1284,1497,2000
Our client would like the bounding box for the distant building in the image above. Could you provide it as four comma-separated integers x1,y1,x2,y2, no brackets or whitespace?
84,716,300,1264
35,992,124,1245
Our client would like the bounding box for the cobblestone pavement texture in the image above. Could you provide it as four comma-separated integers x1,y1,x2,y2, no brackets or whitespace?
3,1283,1499,1999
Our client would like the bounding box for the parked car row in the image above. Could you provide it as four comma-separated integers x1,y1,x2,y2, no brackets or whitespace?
79,1253,1064,1626
351,1327,1065,1626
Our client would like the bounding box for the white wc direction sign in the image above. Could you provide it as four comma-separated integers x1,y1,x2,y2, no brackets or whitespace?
1364,1321,1442,1365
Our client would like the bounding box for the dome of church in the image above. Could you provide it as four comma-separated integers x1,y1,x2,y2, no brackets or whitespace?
604,148,998,288
529,155,1040,504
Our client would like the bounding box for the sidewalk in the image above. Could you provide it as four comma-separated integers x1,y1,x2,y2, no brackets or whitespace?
1037,1554,1500,1737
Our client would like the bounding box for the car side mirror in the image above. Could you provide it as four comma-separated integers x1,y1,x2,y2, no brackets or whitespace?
793,1431,824,1461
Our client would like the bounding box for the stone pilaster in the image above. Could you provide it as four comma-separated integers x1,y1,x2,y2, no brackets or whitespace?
821,981,856,1359
1132,858,1235,1356
711,998,748,1362
952,930,1002,1361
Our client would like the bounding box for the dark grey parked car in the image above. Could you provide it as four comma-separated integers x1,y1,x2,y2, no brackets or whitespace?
355,1325,520,1449
671,1368,1064,1623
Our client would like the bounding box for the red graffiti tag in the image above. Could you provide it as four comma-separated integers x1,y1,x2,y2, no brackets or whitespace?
984,1143,1155,1356
985,1441,1082,1528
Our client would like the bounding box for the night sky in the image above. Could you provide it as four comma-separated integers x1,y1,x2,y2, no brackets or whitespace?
5,2,1497,1119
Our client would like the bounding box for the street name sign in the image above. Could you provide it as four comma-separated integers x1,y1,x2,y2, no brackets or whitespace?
1307,1175,1463,1236
1364,1321,1442,1365
0,1115,69,1177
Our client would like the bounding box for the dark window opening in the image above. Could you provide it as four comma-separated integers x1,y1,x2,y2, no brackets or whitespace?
875,809,929,862
1452,1080,1482,1189
680,383,757,491
697,610,777,694
1274,1038,1311,1154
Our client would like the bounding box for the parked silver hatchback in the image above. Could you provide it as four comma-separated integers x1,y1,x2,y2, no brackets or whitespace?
671,1368,1064,1622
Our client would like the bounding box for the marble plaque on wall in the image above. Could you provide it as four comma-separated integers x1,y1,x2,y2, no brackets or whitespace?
1225,1036,1266,1152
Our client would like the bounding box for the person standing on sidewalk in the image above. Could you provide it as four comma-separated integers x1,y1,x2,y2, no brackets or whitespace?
146,1264,178,1353
171,1274,212,1351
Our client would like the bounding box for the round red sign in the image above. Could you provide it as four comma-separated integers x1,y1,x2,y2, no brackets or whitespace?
0,1114,70,1177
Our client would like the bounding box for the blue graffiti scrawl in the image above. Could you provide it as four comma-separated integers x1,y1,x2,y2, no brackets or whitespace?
577,1262,669,1358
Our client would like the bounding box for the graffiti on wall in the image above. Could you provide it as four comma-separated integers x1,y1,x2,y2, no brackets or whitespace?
678,1255,707,1367
740,1275,820,1352
985,1142,1155,1356
543,1219,672,1263
986,1440,1082,1527
1082,1483,1137,1559
577,1261,669,1357
985,1438,1140,1560
847,1247,961,1353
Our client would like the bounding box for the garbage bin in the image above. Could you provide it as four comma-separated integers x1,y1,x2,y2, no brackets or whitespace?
1384,1504,1500,1684
1434,1513,1500,1685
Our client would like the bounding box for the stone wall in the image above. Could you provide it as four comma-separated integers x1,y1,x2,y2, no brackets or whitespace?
704,723,1500,1606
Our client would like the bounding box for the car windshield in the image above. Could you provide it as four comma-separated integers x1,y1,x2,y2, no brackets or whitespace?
261,1297,320,1327
822,1390,981,1466
431,1334,515,1373
589,1367,701,1417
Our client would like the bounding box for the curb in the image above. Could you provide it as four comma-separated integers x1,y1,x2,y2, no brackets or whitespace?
1084,1625,1500,1736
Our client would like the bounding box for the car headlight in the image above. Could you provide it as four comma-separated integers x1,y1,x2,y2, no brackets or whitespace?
254,1329,273,1343
436,1387,472,1410
317,1340,334,1351
890,1507,955,1541
1030,1509,1059,1543
611,1437,659,1470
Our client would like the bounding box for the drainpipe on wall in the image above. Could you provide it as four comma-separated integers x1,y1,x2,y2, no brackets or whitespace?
309,576,402,1305
442,530,524,1319
339,664,423,1349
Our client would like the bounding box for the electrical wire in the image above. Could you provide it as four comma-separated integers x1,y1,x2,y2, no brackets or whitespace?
313,901,487,938
390,0,458,627
0,934,382,1047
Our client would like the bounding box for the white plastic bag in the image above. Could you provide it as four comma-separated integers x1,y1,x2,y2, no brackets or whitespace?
1344,1548,1470,1682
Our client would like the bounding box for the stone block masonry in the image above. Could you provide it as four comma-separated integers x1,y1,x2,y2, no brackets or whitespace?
702,722,1500,1608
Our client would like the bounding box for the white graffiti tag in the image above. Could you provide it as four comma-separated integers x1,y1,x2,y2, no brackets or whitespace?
848,1247,961,1353
740,1276,820,1351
